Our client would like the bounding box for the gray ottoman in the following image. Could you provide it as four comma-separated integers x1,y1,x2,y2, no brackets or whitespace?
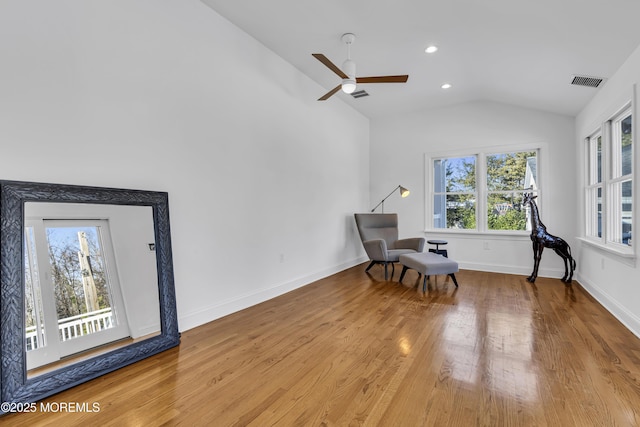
398,252,459,291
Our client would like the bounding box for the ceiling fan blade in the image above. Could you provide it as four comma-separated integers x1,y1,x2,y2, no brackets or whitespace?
356,75,409,84
318,85,342,101
312,53,348,79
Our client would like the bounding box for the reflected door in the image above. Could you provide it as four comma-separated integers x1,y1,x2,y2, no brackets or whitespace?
25,219,130,370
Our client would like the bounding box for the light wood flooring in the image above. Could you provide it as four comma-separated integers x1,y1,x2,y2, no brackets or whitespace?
4,265,640,426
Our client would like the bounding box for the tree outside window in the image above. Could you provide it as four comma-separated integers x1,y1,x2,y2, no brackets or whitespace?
486,151,537,231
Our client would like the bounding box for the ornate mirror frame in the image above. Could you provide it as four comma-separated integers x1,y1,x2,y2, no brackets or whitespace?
1,180,180,405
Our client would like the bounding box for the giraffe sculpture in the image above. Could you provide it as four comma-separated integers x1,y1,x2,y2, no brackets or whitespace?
522,192,576,283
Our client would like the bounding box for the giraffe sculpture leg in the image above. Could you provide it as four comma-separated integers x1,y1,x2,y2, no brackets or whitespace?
554,243,575,283
527,242,544,283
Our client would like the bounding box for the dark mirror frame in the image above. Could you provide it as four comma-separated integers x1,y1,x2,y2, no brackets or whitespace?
1,180,180,405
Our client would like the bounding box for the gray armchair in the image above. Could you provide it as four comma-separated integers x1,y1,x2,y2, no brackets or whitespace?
354,213,425,280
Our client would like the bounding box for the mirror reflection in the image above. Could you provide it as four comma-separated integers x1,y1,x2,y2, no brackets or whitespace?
24,203,160,377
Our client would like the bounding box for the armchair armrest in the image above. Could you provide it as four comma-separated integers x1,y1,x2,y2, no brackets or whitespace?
394,237,426,252
362,239,388,261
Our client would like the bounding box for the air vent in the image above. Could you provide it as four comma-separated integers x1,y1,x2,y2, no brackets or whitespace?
571,75,605,88
351,90,369,99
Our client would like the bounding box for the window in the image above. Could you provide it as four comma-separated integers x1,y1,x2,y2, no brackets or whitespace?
433,156,476,229
586,105,633,248
429,148,539,232
586,133,603,240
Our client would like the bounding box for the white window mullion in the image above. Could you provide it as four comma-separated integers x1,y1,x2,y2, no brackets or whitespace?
477,153,487,232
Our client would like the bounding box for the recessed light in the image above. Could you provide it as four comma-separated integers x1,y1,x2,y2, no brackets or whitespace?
441,83,452,89
425,45,438,54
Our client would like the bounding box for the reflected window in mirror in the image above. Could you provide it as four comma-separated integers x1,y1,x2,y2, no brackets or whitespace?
24,219,131,371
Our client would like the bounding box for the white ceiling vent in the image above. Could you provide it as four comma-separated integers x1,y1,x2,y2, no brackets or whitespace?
571,75,605,88
351,90,369,99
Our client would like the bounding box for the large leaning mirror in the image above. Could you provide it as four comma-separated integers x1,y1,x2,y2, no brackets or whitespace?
1,180,180,405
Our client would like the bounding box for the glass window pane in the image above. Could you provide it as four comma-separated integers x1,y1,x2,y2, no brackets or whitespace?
487,192,527,231
597,187,603,238
45,226,115,342
609,180,632,245
434,157,476,193
622,180,632,245
487,151,537,191
595,136,602,183
586,187,602,238
621,114,632,176
434,194,476,229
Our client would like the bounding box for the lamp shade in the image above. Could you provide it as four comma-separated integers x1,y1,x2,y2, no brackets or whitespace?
370,184,411,212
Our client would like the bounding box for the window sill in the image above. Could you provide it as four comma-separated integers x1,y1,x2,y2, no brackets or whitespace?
577,237,636,261
424,229,531,240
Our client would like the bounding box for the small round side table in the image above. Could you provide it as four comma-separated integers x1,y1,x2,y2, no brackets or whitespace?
427,239,448,257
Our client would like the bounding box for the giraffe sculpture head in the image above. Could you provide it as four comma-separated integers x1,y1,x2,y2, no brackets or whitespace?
522,192,537,207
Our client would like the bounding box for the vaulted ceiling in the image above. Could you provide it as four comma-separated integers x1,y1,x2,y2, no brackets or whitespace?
201,0,640,119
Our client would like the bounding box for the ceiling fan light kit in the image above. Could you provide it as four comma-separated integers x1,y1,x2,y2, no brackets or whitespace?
342,78,357,94
313,33,409,101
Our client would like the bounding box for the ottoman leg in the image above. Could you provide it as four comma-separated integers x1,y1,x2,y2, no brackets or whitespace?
449,273,459,287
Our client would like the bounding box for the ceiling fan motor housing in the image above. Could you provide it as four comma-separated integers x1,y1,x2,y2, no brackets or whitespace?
342,59,356,78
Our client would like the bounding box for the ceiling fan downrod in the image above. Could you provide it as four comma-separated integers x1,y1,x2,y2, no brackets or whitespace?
341,33,357,94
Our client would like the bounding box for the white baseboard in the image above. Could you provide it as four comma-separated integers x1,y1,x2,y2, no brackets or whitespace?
178,256,368,332
576,274,640,339
459,260,565,279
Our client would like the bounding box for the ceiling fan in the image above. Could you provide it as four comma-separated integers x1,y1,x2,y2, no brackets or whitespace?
312,33,409,101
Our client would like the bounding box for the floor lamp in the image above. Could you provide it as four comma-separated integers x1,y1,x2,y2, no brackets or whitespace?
371,185,410,213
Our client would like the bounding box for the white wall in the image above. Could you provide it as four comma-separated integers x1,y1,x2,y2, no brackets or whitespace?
0,0,370,332
575,44,640,337
370,101,576,277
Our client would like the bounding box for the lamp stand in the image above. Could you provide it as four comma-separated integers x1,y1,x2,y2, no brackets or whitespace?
371,185,410,213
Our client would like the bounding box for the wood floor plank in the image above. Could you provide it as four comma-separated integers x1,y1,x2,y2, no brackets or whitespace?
4,265,640,426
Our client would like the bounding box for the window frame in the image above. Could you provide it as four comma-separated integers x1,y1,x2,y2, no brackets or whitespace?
425,144,543,235
585,131,604,242
584,103,633,254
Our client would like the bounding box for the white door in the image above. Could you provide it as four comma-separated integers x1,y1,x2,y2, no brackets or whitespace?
25,219,130,370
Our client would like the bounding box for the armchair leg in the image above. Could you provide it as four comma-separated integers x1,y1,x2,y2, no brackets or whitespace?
383,262,396,281
365,261,376,273
363,260,395,281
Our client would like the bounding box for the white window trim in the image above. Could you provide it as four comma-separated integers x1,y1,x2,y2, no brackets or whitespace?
425,143,546,234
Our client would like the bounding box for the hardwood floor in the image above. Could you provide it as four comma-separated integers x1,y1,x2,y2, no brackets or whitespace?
4,265,640,426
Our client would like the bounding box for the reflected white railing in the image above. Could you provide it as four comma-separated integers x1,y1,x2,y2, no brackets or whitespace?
26,307,113,350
